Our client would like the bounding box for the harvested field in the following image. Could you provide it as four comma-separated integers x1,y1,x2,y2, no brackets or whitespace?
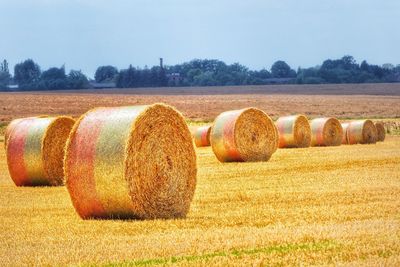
1,83,400,122
1,83,400,265
0,133,399,265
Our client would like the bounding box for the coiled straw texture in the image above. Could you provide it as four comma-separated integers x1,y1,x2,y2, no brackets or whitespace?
375,122,386,142
64,104,197,220
6,116,75,186
276,115,311,148
210,108,278,162
310,117,343,147
346,120,377,144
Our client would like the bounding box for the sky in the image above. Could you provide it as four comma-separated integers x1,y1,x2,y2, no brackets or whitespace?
1,0,399,78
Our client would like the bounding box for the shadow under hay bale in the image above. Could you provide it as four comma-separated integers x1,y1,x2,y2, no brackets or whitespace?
64,103,197,220
191,125,211,147
310,117,343,147
210,107,278,162
276,115,311,148
6,116,75,186
346,120,377,144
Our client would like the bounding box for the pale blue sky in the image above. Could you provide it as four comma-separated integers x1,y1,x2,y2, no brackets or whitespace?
1,0,399,78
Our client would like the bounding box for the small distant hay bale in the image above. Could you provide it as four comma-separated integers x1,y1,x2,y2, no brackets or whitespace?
375,122,386,142
310,117,343,146
6,116,75,186
64,104,197,220
210,108,278,162
346,120,377,144
191,125,211,147
276,115,311,148
341,123,350,144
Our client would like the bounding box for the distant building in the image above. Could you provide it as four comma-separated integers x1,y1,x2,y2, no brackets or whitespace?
167,73,183,86
89,81,116,89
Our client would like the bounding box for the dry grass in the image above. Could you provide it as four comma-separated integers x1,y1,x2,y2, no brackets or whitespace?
0,131,399,266
1,83,400,123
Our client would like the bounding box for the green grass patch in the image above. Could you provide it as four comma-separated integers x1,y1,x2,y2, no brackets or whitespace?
99,240,339,267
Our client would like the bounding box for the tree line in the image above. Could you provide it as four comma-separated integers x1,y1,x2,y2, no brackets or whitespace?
0,56,399,90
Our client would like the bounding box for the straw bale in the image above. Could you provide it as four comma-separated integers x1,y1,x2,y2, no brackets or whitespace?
6,116,74,186
341,123,350,144
210,108,278,162
64,104,197,219
347,120,377,144
276,115,311,148
375,122,385,142
310,117,343,147
191,125,211,147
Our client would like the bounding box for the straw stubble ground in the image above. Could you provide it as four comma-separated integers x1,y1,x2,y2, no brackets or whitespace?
0,135,399,266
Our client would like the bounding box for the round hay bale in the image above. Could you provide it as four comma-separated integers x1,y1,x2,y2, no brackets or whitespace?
341,123,350,144
375,122,386,142
347,120,377,144
64,104,197,220
4,116,48,149
276,115,311,148
272,122,279,153
191,125,211,147
210,108,277,162
310,117,343,147
6,116,75,186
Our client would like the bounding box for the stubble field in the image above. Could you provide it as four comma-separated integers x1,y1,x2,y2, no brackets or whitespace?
0,83,399,266
0,83,399,123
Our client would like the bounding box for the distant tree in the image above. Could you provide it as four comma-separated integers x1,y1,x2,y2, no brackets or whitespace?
68,70,89,89
0,59,9,73
41,66,66,80
271,60,296,78
340,55,358,70
39,66,68,90
382,63,394,70
360,60,370,72
296,67,324,84
14,59,41,89
94,65,118,83
116,65,136,88
0,59,11,89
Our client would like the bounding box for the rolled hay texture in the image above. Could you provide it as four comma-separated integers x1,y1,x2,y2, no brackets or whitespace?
210,108,278,162
191,125,211,147
6,116,75,186
375,122,386,142
310,117,343,147
64,104,197,220
276,115,311,148
341,123,350,144
346,120,377,144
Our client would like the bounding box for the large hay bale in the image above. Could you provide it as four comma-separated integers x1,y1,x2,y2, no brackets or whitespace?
347,120,377,144
210,108,278,162
4,116,47,149
375,122,386,142
6,116,75,186
341,122,350,144
276,115,311,148
191,125,211,147
310,117,343,146
64,104,197,220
